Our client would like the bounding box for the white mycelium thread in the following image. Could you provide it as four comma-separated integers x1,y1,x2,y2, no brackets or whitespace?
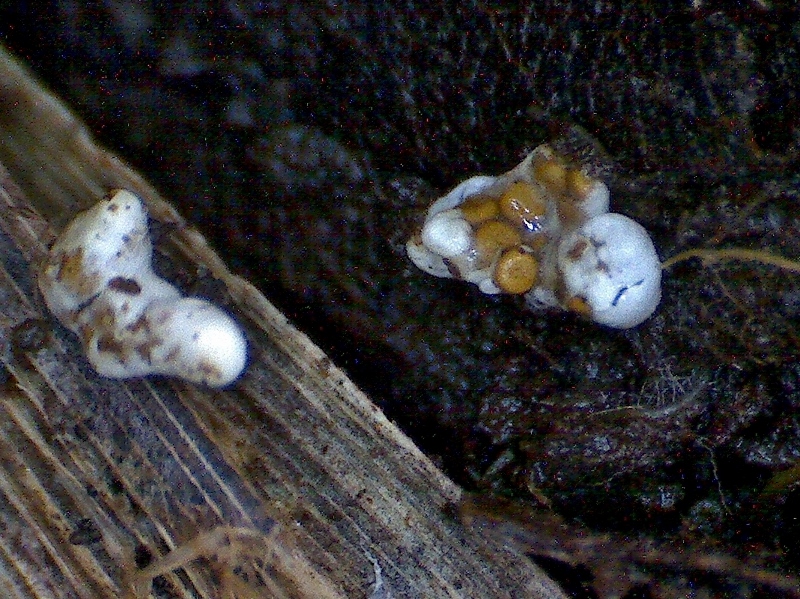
406,145,662,328
39,190,247,386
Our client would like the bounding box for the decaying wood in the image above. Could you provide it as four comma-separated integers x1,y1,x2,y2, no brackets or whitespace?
0,44,568,597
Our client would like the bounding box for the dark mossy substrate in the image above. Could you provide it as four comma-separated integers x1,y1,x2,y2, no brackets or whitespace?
2,2,800,596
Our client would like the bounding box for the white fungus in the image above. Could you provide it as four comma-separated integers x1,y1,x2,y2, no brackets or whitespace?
420,209,473,259
557,213,662,329
39,189,248,387
406,144,662,328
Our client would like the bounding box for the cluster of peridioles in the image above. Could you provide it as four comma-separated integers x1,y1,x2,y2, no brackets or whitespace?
406,145,662,329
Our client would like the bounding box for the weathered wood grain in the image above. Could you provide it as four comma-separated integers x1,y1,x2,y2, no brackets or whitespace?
0,44,567,598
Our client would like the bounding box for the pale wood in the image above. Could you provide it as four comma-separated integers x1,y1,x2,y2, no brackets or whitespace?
0,44,568,598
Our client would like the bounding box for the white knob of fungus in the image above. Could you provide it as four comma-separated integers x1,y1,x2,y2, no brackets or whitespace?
135,298,248,387
579,180,611,219
420,209,473,259
39,189,153,319
39,190,248,387
557,213,661,329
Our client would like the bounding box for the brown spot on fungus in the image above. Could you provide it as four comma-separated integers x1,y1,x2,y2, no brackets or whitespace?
135,338,160,363
57,249,84,284
77,322,94,344
164,347,180,363
96,333,125,357
125,314,148,334
197,360,223,380
567,238,589,262
107,276,142,295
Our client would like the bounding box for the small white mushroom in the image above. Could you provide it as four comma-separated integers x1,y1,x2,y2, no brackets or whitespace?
557,213,662,329
39,190,247,387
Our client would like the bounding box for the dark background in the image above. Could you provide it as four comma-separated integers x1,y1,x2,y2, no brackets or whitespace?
2,2,800,596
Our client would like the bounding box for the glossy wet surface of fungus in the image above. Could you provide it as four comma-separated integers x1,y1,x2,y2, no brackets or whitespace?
407,145,660,329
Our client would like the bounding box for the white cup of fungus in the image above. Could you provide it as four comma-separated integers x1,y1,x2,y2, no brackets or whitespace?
39,190,248,387
406,145,661,329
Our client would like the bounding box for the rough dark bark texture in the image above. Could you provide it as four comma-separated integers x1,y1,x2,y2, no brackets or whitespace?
2,2,800,596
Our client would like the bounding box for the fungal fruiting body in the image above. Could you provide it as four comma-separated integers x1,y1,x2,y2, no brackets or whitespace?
556,213,661,329
39,190,247,386
406,145,661,328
